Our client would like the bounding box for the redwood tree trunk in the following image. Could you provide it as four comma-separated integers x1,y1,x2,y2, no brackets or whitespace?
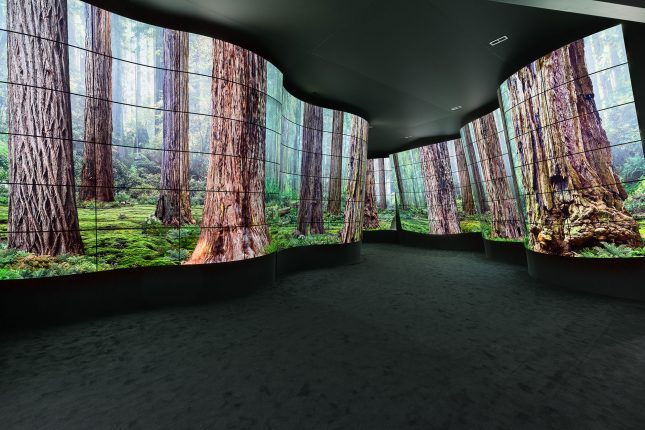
377,157,387,209
392,153,407,210
80,4,114,202
507,39,640,255
155,29,194,226
154,27,164,136
471,114,525,239
363,159,380,228
187,41,270,264
296,103,324,235
327,110,343,214
419,143,461,234
461,129,488,213
454,138,475,215
340,116,368,243
7,0,84,255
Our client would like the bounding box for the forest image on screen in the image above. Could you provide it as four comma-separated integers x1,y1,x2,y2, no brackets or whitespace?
500,25,645,257
0,0,368,279
363,158,396,231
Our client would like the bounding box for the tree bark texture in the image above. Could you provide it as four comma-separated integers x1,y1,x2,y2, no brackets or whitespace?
377,157,387,209
296,103,325,234
80,4,114,202
155,29,194,226
327,110,343,214
461,128,489,213
392,153,407,210
506,39,641,255
453,138,475,215
363,159,380,228
187,40,270,264
7,0,84,255
419,143,461,234
471,114,526,239
340,116,369,243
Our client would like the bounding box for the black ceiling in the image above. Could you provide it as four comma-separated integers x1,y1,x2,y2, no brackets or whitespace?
88,0,640,156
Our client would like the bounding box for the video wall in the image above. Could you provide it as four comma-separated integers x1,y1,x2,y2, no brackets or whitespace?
363,157,396,230
500,24,645,257
391,139,481,235
459,109,525,241
0,0,368,280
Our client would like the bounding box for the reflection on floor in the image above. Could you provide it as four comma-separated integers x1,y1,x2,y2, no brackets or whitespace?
2,243,645,429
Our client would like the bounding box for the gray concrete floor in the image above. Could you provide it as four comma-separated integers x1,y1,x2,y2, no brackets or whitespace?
2,243,645,429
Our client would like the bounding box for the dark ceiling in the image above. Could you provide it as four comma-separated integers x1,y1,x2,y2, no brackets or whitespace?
88,0,644,156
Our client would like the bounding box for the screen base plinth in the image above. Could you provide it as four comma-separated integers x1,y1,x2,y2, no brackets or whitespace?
483,239,527,266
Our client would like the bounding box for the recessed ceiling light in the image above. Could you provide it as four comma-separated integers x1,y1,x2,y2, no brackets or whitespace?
450,105,462,111
403,136,412,139
489,35,508,46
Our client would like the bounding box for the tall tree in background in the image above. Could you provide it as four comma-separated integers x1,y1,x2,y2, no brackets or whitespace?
154,27,164,136
187,41,270,263
363,159,380,228
377,157,387,209
296,103,324,234
112,15,124,151
7,0,84,255
155,29,194,226
507,39,640,255
419,143,461,234
454,139,475,215
340,117,368,243
471,117,525,239
80,4,115,202
327,110,343,214
462,129,488,213
392,153,407,210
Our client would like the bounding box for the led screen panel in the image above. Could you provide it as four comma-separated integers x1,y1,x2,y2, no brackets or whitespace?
500,25,645,257
363,157,396,230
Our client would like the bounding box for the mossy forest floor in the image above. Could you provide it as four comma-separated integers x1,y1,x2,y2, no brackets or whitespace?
399,208,481,235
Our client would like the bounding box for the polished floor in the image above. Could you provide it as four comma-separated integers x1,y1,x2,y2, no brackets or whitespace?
2,243,645,429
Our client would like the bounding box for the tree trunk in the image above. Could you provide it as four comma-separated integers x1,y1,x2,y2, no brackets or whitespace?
377,157,387,209
340,116,368,243
327,110,343,214
471,115,525,239
112,16,124,151
187,41,270,264
80,4,114,202
461,128,489,213
296,103,324,234
7,0,84,255
363,159,380,228
154,27,164,135
453,138,475,215
419,143,461,234
155,29,194,226
392,153,407,210
507,39,640,255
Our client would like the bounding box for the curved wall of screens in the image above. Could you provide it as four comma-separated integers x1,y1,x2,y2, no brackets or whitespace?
0,0,368,281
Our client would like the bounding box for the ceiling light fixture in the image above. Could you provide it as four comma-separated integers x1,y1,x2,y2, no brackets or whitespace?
403,136,412,139
450,105,462,111
489,35,508,46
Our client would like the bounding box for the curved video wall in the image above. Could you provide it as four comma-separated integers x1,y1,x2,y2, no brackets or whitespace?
500,24,645,257
459,109,525,242
0,0,368,280
391,140,481,235
363,157,396,231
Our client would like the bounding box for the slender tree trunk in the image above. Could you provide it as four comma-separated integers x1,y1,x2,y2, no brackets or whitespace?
461,128,489,213
80,4,114,202
7,0,84,255
289,102,302,194
327,110,343,214
112,16,124,152
187,41,270,263
363,159,380,228
377,157,387,209
507,39,640,255
340,116,368,243
454,138,475,215
471,116,525,239
419,142,461,234
392,153,407,210
296,103,324,234
154,27,164,135
155,29,194,226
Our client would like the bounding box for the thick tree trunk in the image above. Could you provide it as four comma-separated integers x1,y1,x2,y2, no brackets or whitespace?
461,128,489,213
419,143,461,234
80,4,114,202
363,159,380,228
340,116,368,243
377,157,387,209
507,39,640,255
296,103,324,234
471,115,525,239
155,29,194,226
327,110,343,214
187,41,270,264
7,0,84,255
453,138,475,215
392,153,407,210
